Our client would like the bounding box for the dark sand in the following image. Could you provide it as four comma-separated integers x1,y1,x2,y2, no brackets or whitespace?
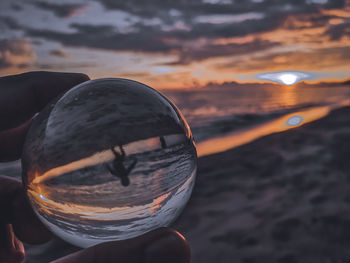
173,106,350,263
3,106,350,262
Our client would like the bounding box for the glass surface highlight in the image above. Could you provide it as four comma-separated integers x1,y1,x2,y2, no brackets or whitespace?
22,78,197,248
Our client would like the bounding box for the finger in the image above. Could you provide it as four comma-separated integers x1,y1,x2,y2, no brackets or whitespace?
0,71,89,131
52,227,191,263
0,71,89,161
0,224,25,263
0,117,32,162
0,176,52,244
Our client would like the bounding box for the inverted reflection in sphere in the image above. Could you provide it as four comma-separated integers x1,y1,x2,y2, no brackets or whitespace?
22,78,197,248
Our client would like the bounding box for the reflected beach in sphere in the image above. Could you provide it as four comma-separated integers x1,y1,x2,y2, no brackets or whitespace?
22,78,197,248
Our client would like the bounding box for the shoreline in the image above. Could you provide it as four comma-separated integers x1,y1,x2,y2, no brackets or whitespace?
196,100,350,157
1,105,350,263
174,105,350,263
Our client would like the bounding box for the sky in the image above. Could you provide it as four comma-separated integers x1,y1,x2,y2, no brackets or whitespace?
0,0,350,89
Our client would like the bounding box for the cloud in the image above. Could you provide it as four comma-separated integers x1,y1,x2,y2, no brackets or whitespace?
10,3,22,11
96,0,345,18
0,39,36,69
0,16,21,30
215,45,350,72
194,13,265,24
169,39,281,65
32,2,87,18
26,23,180,53
324,20,350,40
35,61,97,70
50,49,70,58
24,19,283,65
16,0,345,66
1,0,348,76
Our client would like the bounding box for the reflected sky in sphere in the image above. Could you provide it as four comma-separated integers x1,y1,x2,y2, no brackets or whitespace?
22,78,197,248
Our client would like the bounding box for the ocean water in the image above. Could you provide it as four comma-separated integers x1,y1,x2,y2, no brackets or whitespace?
163,84,350,142
2,84,350,177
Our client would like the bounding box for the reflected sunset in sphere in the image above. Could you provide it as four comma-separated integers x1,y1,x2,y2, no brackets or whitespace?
21,78,197,248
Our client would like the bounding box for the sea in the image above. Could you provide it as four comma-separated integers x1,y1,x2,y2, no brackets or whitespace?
1,84,350,177
162,84,350,143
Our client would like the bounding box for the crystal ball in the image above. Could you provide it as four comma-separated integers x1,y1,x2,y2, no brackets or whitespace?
22,78,197,248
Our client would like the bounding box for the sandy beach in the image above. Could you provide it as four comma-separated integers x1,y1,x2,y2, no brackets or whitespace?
173,105,350,263
2,105,350,263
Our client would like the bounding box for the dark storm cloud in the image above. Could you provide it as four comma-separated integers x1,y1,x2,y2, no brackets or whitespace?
32,2,86,18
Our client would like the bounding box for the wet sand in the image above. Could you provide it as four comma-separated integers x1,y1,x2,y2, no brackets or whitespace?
173,105,350,263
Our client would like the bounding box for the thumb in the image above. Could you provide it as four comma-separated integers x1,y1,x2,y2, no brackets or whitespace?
51,227,191,263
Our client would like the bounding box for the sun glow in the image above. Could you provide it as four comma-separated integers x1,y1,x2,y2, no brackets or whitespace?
258,71,311,86
279,73,298,85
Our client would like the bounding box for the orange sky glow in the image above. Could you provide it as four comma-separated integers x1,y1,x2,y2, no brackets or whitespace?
0,0,349,89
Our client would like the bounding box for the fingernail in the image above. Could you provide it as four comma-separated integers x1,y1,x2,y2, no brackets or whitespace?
143,230,190,263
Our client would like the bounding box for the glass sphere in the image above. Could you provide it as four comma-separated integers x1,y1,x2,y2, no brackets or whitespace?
22,78,197,248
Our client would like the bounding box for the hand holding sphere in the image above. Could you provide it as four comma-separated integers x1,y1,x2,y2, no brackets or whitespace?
0,72,192,263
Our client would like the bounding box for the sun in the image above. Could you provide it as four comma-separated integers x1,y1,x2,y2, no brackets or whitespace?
258,71,310,86
278,73,298,85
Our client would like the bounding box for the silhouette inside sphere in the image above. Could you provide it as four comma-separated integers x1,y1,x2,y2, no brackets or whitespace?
106,145,137,187
22,78,197,248
160,136,167,149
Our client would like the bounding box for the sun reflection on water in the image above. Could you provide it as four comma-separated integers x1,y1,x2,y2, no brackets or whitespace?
196,102,349,157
